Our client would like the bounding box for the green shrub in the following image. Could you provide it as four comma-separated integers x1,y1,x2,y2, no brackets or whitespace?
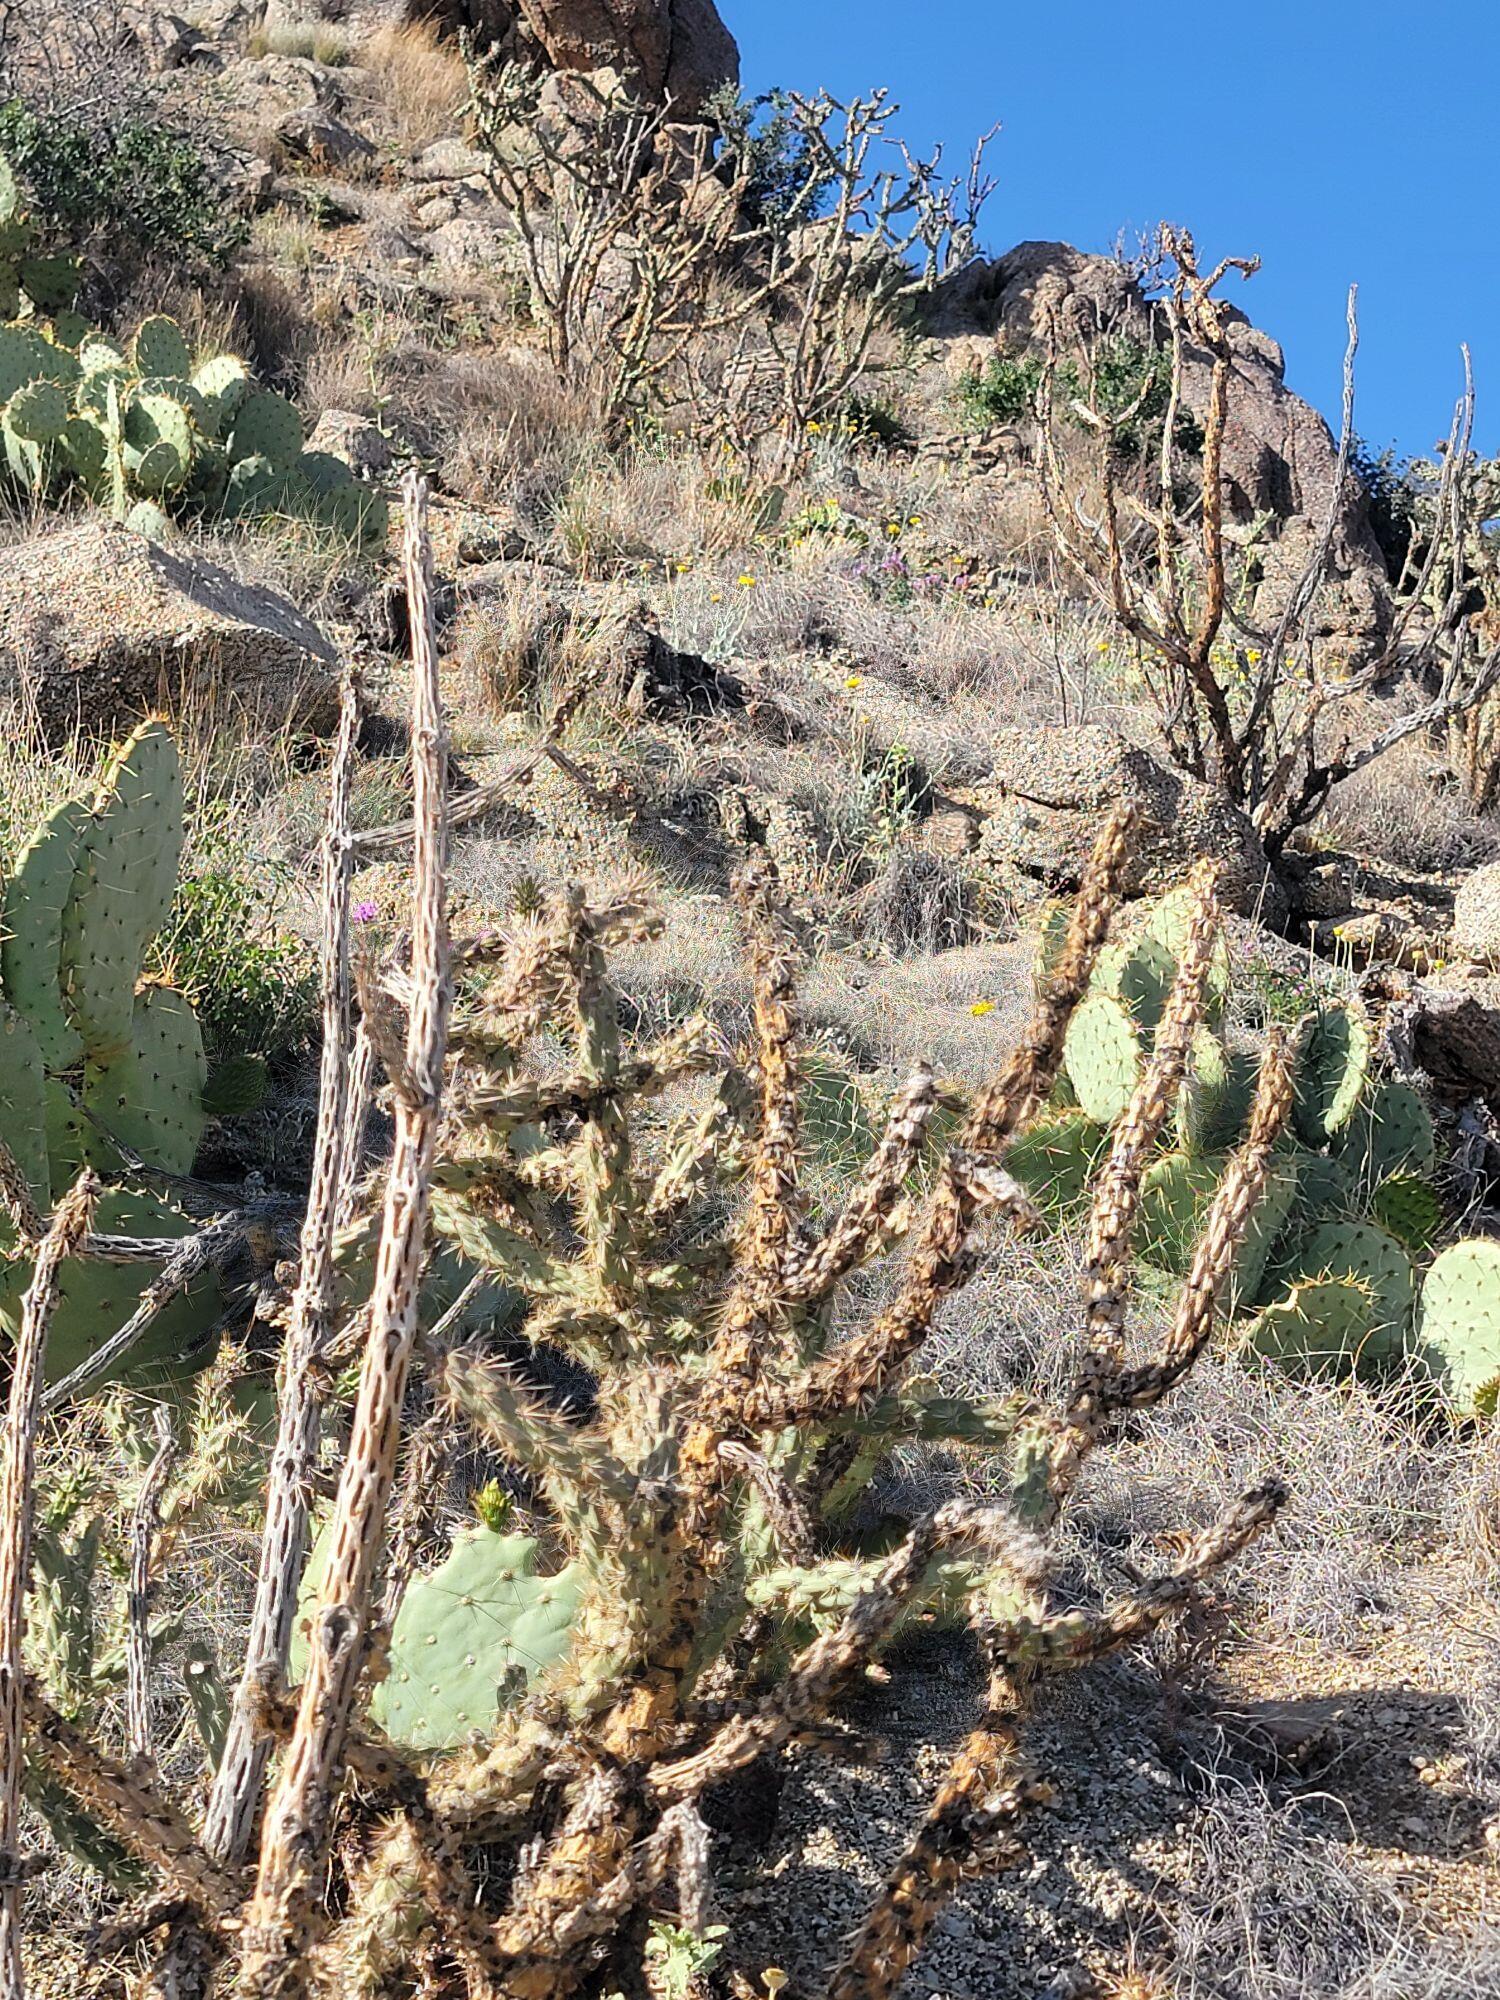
0,100,242,268
150,806,317,1067
954,351,1043,427
955,334,1203,458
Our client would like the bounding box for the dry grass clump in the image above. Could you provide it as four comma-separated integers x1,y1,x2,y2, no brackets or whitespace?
354,19,470,155
1318,729,1499,875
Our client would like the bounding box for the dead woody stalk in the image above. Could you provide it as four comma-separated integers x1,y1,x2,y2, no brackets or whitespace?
11,536,1293,1993
1039,226,1500,851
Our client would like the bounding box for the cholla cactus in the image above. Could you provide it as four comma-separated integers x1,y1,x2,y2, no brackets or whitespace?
18,487,1300,2000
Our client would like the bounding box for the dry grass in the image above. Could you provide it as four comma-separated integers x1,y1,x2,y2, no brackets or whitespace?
354,19,470,156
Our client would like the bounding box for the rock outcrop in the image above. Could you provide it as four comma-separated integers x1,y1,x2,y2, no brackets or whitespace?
0,522,339,737
407,0,737,112
1452,860,1500,965
960,723,1286,921
928,242,1391,657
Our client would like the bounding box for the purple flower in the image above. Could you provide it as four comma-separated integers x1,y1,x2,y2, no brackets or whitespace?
353,900,378,924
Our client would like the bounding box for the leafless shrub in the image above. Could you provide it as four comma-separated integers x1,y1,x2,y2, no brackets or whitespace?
1040,231,1500,852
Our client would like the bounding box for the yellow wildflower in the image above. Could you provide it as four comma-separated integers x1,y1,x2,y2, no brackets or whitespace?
738,573,757,587
844,674,863,690
1247,648,1263,665
910,514,923,526
710,592,722,603
1096,639,1111,654
763,1975,789,1998
807,421,823,434
969,1000,995,1018
886,521,900,536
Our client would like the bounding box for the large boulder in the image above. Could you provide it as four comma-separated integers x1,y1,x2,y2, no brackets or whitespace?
0,521,340,737
418,0,737,111
962,723,1286,921
928,242,1392,657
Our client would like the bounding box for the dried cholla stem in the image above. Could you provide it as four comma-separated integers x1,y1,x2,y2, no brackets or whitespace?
126,1405,179,1764
241,474,453,1996
205,676,363,1870
0,1173,97,2000
1082,857,1222,1366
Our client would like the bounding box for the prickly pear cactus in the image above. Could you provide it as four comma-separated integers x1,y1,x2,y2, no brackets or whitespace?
1241,1276,1382,1377
1415,1239,1500,1416
2,797,90,1068
1175,1029,1256,1155
1006,1110,1108,1217
295,1522,585,1752
1369,1173,1442,1258
1269,1220,1414,1365
1292,1004,1370,1145
1063,990,1143,1123
1338,1080,1437,1187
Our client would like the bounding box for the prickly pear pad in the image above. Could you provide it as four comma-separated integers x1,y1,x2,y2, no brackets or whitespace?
1416,1238,1500,1415
83,986,206,1177
61,720,183,1057
0,998,49,1221
3,795,89,1068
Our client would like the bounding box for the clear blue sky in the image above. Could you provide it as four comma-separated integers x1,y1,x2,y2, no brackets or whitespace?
731,1,1499,460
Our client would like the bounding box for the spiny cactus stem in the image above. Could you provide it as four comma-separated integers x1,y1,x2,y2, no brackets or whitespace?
1098,1029,1295,1415
205,677,362,1869
825,1486,1285,2000
335,1020,378,1230
22,1684,244,1925
126,1405,178,1764
1082,858,1223,1367
787,1064,938,1302
0,1139,43,1248
241,475,452,1997
649,1501,1045,1803
0,1171,97,2000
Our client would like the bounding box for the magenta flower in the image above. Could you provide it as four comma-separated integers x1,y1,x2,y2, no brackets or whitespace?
353,900,378,924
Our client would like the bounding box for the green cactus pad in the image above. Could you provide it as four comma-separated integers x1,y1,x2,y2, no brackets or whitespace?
0,1187,221,1390
1093,932,1178,1036
0,1000,49,1230
1226,1150,1300,1312
60,415,106,482
320,479,389,548
135,375,211,432
1415,1238,1500,1416
1063,990,1142,1124
61,721,184,1060
1175,1030,1256,1155
1138,1152,1224,1273
79,336,127,375
1006,1111,1107,1218
19,254,79,313
1338,1080,1437,1188
83,987,206,1177
1293,1005,1370,1144
124,499,174,540
1144,883,1232,1021
1288,1148,1355,1225
43,1078,86,1197
1369,1173,1442,1258
2,795,90,1068
7,379,68,442
296,448,354,496
0,325,45,403
49,309,91,351
131,315,192,379
295,1522,584,1752
222,452,276,519
1274,1220,1413,1364
131,439,187,496
1241,1276,1382,1377
228,390,302,472
191,353,251,432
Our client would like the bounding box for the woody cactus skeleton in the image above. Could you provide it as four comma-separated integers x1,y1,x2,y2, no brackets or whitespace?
15,499,1295,2000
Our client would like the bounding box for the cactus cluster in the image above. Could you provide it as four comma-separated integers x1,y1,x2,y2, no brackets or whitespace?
0,721,223,1387
1022,891,1500,1410
0,154,388,548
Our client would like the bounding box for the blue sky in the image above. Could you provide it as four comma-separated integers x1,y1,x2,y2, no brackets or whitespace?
731,1,1498,460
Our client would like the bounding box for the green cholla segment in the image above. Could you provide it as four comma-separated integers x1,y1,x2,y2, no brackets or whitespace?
1415,1239,1500,1416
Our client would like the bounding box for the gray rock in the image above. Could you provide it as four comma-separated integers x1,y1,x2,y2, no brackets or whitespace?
1452,861,1500,964
306,408,395,480
275,106,376,167
964,722,1285,920
512,0,738,113
0,521,339,738
409,139,494,182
